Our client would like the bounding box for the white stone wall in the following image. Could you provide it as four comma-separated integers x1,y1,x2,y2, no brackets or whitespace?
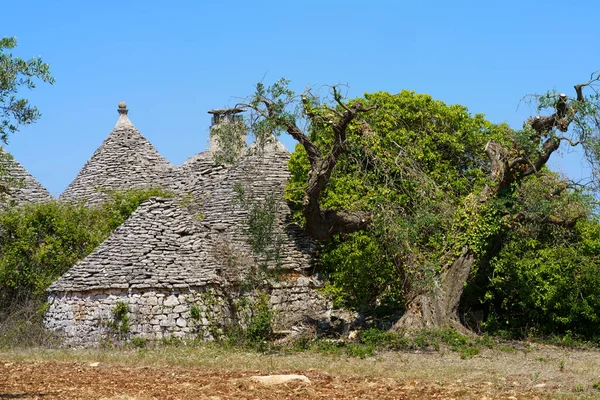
270,277,331,329
44,287,228,347
45,278,332,347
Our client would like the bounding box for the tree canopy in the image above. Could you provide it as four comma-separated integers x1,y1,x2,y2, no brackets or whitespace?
217,76,600,338
0,37,54,144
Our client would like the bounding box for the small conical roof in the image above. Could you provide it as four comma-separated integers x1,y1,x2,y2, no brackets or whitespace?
199,138,317,273
59,103,174,206
48,197,220,293
0,149,53,206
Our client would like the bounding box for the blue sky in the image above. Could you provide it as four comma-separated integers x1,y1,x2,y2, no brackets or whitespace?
3,0,600,196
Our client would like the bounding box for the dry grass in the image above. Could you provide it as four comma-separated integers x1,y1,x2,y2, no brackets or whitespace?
1,343,599,399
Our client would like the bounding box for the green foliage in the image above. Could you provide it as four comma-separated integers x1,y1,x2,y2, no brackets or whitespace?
231,183,283,286
108,301,130,334
0,188,172,308
480,214,600,338
190,305,201,321
243,293,274,343
209,120,247,165
234,183,281,258
358,327,409,350
0,201,108,306
131,337,147,348
287,90,508,310
320,232,402,310
0,37,55,143
457,170,600,340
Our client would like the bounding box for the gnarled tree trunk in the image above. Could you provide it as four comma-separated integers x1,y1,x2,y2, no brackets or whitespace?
391,247,474,333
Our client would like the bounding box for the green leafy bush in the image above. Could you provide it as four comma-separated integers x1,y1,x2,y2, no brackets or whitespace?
287,90,508,313
482,217,600,339
243,293,274,343
0,188,172,308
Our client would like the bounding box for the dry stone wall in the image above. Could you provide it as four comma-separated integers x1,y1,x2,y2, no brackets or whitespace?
45,287,228,347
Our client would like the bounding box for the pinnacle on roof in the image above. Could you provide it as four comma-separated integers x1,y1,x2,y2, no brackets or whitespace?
115,101,132,127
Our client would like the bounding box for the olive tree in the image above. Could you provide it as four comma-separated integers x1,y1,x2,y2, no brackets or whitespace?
214,75,600,332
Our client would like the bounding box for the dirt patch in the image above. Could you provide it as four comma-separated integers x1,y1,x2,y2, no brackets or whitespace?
1,346,599,399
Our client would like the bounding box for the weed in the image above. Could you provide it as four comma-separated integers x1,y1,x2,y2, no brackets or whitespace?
499,345,517,353
559,359,565,371
190,305,201,321
106,301,130,336
459,346,480,359
161,336,183,347
574,384,584,392
131,337,147,348
593,381,600,390
315,340,344,356
345,343,375,359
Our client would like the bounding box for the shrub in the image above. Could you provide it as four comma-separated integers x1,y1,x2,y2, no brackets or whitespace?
0,188,173,309
243,293,274,343
481,218,600,339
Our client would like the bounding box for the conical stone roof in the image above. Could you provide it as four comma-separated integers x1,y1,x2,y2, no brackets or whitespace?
199,137,317,273
0,149,53,206
59,103,174,206
48,197,220,293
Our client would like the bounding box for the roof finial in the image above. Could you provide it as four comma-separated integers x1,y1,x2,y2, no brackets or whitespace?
118,101,128,115
115,101,132,128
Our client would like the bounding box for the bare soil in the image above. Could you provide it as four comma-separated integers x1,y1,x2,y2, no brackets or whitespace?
1,345,599,399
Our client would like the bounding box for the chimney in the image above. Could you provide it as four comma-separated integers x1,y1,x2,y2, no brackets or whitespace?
207,108,246,154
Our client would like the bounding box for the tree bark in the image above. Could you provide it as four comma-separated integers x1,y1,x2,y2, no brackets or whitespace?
391,247,474,332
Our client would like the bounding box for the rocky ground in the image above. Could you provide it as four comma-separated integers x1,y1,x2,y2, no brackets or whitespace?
1,345,599,399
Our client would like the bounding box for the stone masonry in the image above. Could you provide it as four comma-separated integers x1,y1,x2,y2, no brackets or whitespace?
59,102,175,206
44,104,332,346
0,149,53,207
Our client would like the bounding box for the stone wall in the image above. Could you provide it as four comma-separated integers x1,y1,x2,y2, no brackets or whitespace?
44,286,227,347
270,276,331,330
45,277,331,347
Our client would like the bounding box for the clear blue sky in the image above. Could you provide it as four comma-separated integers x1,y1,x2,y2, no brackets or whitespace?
3,0,600,196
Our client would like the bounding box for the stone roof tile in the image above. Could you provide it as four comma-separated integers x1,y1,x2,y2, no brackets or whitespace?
0,149,53,206
59,103,174,205
48,197,220,293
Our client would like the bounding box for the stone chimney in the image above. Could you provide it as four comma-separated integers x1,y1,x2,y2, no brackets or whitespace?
207,108,246,154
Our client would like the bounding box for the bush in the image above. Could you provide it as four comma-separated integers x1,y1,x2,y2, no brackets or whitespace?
244,294,274,343
0,188,173,309
482,218,600,339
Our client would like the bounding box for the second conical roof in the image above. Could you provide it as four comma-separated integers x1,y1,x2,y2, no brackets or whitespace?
59,103,174,205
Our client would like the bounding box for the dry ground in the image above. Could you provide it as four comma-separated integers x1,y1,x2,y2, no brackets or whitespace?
1,344,599,399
